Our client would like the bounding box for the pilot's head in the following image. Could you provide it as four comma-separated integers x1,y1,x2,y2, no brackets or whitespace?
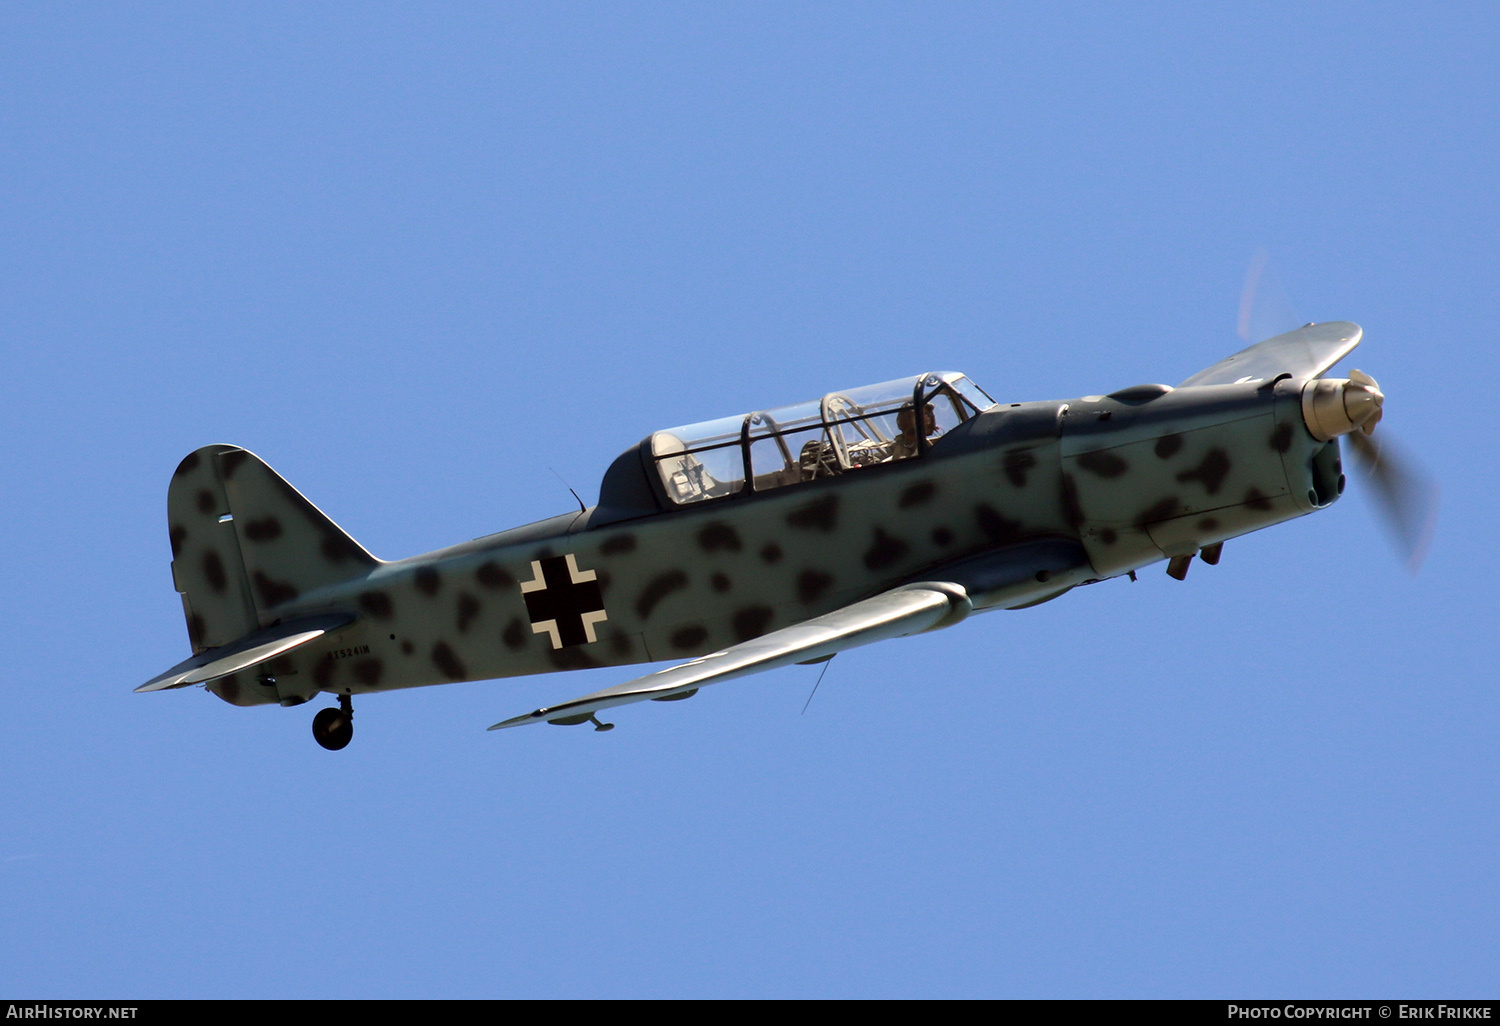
897,403,938,437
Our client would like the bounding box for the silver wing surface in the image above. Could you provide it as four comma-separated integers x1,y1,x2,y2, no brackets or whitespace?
1179,321,1361,388
488,582,973,730
136,612,355,692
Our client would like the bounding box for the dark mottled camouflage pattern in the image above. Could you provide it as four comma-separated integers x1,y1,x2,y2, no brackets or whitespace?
162,374,1340,709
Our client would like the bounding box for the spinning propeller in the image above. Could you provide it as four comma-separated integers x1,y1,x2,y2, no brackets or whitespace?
1344,408,1438,571
1239,253,1438,570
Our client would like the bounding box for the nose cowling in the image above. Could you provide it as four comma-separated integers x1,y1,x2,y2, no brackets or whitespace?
1301,369,1384,442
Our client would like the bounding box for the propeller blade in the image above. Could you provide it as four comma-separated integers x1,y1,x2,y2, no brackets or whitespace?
1346,429,1439,571
1238,249,1301,344
1232,257,1432,570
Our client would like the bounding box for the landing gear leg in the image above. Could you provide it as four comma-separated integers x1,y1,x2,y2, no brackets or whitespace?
312,694,355,751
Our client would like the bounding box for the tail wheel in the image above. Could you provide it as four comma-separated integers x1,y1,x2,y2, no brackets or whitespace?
312,705,353,751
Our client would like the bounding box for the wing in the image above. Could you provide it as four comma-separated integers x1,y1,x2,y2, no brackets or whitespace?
136,612,355,692
1179,321,1362,388
488,582,972,730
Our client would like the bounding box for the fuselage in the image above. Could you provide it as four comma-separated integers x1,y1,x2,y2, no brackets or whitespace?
208,375,1339,708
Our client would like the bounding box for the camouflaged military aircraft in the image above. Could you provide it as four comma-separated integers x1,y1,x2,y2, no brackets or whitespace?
138,322,1432,749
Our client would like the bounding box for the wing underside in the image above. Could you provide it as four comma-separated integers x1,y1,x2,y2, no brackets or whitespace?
1179,321,1361,388
488,582,972,730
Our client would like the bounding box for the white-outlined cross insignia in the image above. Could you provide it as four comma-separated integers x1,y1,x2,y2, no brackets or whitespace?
519,554,608,650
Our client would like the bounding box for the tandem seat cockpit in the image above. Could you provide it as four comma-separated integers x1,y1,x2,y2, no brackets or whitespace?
644,372,997,507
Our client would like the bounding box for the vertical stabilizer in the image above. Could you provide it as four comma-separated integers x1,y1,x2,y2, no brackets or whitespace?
167,446,379,652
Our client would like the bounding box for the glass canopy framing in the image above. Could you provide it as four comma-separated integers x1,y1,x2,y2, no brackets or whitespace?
649,372,996,507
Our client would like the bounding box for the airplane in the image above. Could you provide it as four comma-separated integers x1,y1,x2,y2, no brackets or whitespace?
136,321,1434,750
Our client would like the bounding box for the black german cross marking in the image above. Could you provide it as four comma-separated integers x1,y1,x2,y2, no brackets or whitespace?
520,554,608,650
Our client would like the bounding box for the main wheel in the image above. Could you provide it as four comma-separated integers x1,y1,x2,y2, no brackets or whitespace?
312,706,353,751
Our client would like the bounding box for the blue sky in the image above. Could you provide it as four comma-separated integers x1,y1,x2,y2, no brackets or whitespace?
2,3,1496,997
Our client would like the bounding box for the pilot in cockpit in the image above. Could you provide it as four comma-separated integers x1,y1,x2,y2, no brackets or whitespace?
891,402,939,461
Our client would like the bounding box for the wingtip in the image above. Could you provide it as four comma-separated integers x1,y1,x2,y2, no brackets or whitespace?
487,709,548,731
134,675,193,693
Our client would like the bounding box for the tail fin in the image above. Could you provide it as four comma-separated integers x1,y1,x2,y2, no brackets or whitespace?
167,446,378,653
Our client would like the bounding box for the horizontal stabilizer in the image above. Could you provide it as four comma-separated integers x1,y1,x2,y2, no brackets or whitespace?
1179,322,1361,388
135,613,355,692
489,582,971,730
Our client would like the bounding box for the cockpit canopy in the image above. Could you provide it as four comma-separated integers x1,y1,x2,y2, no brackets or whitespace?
647,372,995,507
